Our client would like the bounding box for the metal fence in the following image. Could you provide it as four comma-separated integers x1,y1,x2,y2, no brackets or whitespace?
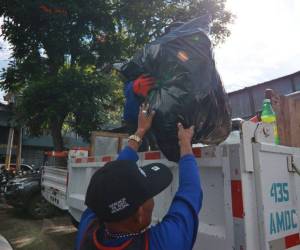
228,71,300,119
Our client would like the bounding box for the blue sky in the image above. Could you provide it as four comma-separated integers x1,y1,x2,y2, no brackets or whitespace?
1,0,300,100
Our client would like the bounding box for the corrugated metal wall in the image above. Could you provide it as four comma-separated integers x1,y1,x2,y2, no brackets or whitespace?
229,71,300,119
22,147,47,168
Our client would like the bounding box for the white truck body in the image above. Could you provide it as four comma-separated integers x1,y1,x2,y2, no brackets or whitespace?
41,148,88,211
41,166,68,210
42,122,300,250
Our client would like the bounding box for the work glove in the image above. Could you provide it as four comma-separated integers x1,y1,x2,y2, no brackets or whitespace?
133,75,156,97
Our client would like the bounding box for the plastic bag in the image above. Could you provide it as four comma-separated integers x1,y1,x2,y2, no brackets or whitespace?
121,16,231,162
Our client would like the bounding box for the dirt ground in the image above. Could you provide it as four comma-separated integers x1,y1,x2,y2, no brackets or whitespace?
0,199,77,250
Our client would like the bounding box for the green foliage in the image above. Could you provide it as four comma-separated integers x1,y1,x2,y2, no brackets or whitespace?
0,0,233,149
17,66,122,140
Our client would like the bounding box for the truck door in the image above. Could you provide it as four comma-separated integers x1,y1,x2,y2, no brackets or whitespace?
253,142,300,250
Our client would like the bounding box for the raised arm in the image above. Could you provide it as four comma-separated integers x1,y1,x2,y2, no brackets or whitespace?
150,123,203,250
76,104,155,249
117,103,155,160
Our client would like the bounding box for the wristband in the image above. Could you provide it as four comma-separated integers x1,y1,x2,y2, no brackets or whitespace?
128,134,142,144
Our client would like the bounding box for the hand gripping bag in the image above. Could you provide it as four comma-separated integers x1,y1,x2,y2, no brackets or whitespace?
122,16,231,162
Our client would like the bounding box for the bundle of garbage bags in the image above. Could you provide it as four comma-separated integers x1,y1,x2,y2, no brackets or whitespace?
121,16,231,162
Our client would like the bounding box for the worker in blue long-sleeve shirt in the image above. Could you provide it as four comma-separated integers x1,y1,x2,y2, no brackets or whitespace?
75,103,203,250
123,75,155,126
123,75,157,152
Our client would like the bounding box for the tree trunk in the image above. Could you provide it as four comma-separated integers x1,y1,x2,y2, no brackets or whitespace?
50,118,68,168
50,118,64,151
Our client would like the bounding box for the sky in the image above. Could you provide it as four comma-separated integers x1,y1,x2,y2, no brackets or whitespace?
214,0,300,91
1,0,300,100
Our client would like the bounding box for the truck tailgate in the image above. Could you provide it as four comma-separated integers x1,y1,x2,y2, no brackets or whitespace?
41,166,68,210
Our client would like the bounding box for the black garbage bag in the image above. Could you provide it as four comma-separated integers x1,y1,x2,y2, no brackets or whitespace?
121,16,231,162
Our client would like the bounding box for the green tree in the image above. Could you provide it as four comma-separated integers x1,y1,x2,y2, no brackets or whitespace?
0,0,233,150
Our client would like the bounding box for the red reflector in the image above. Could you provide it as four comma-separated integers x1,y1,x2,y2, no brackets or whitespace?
192,147,201,158
285,233,300,248
88,157,95,162
145,152,161,160
102,156,112,162
231,180,244,218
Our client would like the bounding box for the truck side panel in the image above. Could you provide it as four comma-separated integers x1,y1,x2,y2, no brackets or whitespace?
67,146,237,250
41,166,68,210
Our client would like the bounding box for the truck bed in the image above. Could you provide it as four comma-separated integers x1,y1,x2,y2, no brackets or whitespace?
41,122,300,250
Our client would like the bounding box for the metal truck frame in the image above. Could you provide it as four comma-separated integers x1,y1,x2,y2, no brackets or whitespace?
42,122,300,250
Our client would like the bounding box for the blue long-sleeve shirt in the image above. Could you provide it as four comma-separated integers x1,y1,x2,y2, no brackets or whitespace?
76,146,202,250
123,81,140,123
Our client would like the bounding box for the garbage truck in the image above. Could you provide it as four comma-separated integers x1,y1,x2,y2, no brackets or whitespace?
41,121,300,250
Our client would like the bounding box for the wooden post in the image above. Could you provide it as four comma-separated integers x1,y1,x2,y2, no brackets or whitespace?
16,128,23,171
5,128,14,171
4,92,16,171
268,89,300,147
